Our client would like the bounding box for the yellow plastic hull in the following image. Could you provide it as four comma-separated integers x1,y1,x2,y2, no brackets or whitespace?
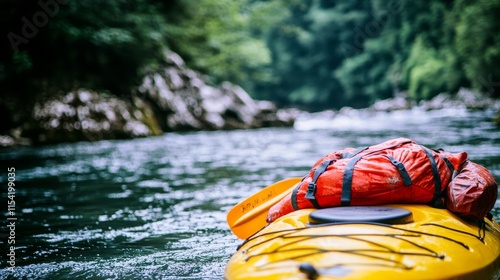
225,205,500,279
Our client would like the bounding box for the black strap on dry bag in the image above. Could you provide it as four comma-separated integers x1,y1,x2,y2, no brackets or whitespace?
305,159,335,208
420,146,445,208
385,155,412,186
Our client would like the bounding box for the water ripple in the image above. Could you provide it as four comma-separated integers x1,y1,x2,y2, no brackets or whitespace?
0,108,498,279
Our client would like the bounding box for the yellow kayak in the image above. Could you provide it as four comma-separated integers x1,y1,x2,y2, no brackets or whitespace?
225,205,500,279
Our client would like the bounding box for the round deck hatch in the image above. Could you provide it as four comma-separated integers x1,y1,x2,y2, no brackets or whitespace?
309,206,413,225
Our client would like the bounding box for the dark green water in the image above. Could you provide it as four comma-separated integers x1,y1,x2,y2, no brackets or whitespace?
1,108,499,279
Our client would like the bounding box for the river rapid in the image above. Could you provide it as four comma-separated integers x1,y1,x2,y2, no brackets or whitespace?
1,108,499,279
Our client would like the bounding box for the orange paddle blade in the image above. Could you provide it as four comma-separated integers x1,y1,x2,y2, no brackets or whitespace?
227,177,302,239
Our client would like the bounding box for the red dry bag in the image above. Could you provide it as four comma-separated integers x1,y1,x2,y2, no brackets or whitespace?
446,160,498,220
267,138,468,222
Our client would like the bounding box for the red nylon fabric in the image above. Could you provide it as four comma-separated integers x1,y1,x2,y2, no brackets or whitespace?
267,138,468,222
446,161,498,220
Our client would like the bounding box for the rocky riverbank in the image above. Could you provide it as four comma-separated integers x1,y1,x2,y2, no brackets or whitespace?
370,88,500,112
2,51,499,148
297,88,500,122
1,52,295,147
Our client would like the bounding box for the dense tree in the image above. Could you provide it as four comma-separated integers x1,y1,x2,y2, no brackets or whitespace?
1,0,171,130
161,0,271,91
1,0,499,121
2,1,170,94
256,0,499,109
0,0,270,130
454,0,500,96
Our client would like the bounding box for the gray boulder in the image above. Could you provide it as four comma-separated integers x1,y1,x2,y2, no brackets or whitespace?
28,90,153,144
137,51,294,131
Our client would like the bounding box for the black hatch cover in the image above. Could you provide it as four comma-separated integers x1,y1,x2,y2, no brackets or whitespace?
309,206,413,225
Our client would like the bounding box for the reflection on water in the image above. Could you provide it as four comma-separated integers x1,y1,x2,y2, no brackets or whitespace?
0,108,499,279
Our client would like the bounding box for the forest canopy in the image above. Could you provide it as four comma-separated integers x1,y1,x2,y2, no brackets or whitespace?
1,0,499,115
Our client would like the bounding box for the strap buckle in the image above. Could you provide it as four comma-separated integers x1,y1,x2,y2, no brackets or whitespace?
305,182,317,200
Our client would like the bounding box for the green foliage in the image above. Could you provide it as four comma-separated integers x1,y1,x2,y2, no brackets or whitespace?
403,38,442,100
401,38,464,100
161,0,271,91
1,0,499,122
454,0,500,96
254,0,377,109
335,37,396,107
1,1,169,98
409,62,447,100
254,0,499,108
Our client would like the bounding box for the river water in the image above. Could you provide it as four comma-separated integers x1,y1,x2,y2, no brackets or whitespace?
1,108,499,279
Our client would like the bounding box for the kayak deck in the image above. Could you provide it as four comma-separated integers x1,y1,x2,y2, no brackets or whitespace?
225,205,500,280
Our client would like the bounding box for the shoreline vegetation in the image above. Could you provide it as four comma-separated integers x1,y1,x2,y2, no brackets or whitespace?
2,1,500,148
0,52,295,148
1,50,498,149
